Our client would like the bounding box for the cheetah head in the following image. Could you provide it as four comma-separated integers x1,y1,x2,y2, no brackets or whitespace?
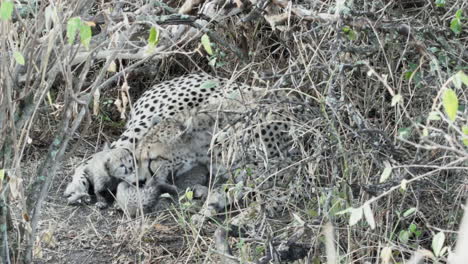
102,147,136,181
64,147,136,205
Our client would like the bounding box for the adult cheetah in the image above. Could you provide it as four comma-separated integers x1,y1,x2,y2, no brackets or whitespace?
64,73,271,208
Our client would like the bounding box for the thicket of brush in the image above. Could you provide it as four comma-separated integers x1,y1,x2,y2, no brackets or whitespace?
0,0,466,263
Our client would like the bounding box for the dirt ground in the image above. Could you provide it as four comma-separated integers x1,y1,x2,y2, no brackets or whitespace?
29,144,220,264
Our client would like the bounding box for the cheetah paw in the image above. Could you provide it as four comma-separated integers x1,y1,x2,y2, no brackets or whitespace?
95,202,109,209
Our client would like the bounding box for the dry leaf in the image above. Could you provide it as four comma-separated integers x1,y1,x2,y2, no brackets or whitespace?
179,0,203,14
107,60,117,72
84,21,96,27
115,82,130,119
9,176,23,199
234,0,243,8
265,13,289,29
153,223,171,232
33,243,43,259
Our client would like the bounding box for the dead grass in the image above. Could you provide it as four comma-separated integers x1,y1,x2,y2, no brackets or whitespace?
1,0,466,263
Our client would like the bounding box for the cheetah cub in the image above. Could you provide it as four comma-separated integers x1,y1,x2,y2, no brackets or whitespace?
63,146,133,208
116,163,209,217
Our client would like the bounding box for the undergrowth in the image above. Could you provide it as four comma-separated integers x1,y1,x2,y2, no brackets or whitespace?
0,0,466,263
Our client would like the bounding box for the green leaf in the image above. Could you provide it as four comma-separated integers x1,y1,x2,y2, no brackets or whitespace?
201,80,219,90
0,1,13,21
403,207,417,217
400,179,408,191
363,202,375,229
422,128,429,137
428,111,441,121
208,57,217,67
409,223,417,233
391,94,402,106
398,127,412,138
379,164,392,183
201,34,213,56
349,207,363,226
432,232,445,257
442,89,458,121
435,0,445,7
79,23,92,49
455,9,463,19
342,26,357,40
185,190,193,201
0,169,4,182
399,230,410,244
462,126,468,146
67,17,82,45
148,26,159,49
335,207,353,216
404,71,414,80
450,10,463,35
13,51,25,65
455,71,468,87
380,247,392,263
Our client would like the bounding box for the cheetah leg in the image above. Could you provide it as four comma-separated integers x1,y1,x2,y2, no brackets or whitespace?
94,181,114,209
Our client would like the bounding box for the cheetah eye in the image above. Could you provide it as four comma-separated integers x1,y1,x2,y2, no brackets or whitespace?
120,164,126,168
81,181,86,186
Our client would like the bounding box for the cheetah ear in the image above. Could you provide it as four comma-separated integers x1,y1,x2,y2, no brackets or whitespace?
102,142,111,151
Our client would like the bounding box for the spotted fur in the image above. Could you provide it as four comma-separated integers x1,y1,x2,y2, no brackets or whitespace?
64,147,133,208
64,73,291,210
116,163,209,216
